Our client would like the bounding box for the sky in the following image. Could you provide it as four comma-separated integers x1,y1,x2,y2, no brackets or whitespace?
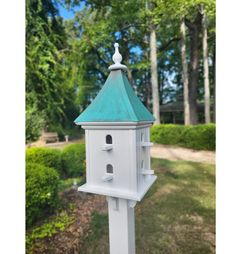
57,3,84,20
57,3,142,56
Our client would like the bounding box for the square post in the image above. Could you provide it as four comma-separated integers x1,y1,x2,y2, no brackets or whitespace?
107,197,136,254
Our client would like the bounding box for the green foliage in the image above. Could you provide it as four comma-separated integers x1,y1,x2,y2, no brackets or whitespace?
182,124,216,150
26,0,79,141
150,124,215,150
26,163,60,228
151,124,185,145
26,147,63,177
62,143,86,177
26,213,74,253
58,177,83,192
26,0,216,141
26,104,45,143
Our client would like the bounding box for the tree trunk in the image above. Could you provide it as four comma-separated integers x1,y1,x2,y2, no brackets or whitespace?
127,68,134,87
144,51,152,111
144,71,151,111
180,18,190,125
150,24,160,124
186,12,202,125
189,30,199,125
202,6,211,123
147,82,151,110
213,43,216,123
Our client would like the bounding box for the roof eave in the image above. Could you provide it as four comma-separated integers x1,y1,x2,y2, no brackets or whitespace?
74,120,154,126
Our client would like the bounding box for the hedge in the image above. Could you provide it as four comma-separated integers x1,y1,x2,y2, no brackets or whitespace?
26,147,63,177
26,163,59,228
150,124,215,151
62,143,86,178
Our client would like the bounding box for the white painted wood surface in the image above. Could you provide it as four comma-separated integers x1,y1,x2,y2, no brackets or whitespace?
107,197,136,254
78,124,157,201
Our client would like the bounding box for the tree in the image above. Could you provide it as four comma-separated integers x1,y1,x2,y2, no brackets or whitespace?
160,0,215,124
26,0,79,141
201,4,211,123
213,43,216,122
61,0,216,126
67,0,163,123
149,24,160,124
182,0,215,124
180,18,190,125
152,0,201,125
147,0,161,124
185,11,202,125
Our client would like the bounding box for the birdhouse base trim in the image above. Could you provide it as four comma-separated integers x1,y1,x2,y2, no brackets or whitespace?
78,175,157,201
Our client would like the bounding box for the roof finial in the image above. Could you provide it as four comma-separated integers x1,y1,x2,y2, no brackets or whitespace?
108,43,127,71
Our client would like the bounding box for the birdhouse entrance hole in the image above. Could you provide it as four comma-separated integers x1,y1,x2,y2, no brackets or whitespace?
106,135,112,144
107,164,113,174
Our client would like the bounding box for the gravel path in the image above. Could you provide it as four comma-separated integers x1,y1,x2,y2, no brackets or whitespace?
151,144,215,164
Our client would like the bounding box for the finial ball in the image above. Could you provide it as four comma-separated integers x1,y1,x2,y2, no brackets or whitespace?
114,42,119,48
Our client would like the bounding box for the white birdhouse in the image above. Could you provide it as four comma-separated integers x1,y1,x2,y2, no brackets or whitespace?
74,43,157,201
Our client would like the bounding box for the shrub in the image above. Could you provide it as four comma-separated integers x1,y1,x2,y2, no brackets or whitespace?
26,147,63,176
182,124,216,150
150,124,185,145
26,105,45,143
26,163,59,228
62,143,86,177
150,124,215,151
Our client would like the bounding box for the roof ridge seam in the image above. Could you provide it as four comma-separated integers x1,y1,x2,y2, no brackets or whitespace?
120,71,139,121
121,72,155,122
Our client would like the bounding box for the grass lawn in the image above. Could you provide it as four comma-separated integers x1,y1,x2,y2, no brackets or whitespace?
80,158,215,254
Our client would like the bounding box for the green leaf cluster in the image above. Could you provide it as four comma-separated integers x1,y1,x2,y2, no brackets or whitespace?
26,147,63,176
26,213,74,253
26,0,80,141
61,143,86,177
150,123,215,150
26,163,60,227
26,104,46,142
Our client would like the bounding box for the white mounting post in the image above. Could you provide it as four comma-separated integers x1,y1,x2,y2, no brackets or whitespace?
107,197,136,254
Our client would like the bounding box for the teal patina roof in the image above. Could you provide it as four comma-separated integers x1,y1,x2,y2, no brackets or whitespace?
74,70,155,123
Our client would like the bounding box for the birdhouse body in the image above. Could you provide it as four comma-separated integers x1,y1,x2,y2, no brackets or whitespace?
75,52,157,202
79,122,155,201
